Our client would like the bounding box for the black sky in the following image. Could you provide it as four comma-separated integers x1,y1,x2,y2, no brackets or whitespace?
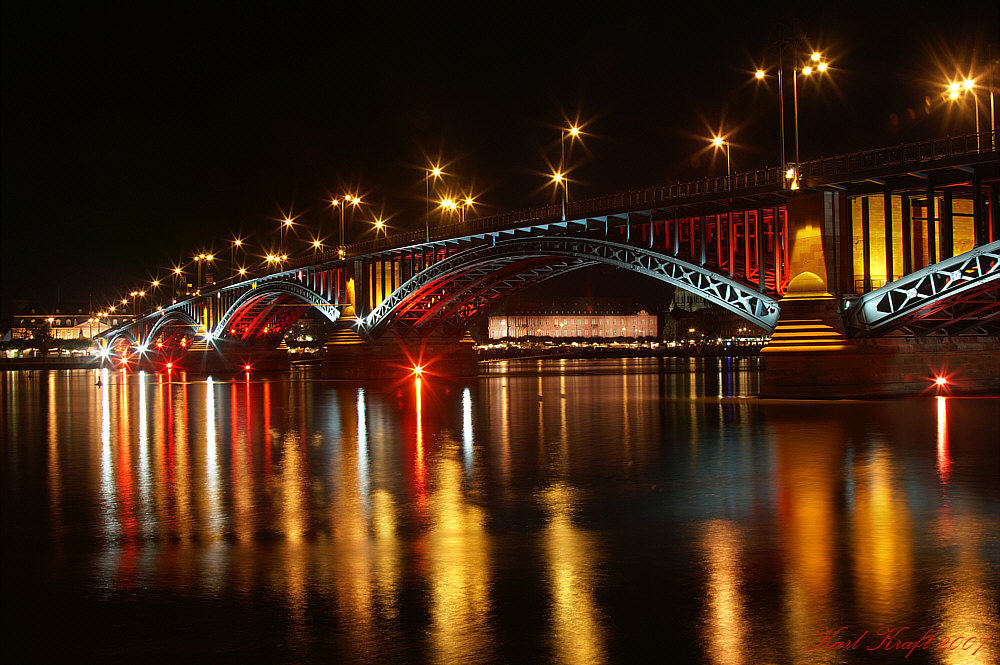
2,1,998,316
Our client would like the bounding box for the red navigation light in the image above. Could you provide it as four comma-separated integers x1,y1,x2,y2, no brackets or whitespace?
166,362,173,369
244,364,252,371
413,365,423,376
935,377,948,386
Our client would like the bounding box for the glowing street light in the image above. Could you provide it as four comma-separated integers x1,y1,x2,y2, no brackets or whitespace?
753,36,833,177
559,122,586,220
461,196,475,223
710,134,731,177
792,50,831,167
230,237,245,279
946,77,991,150
425,163,446,242
194,252,213,288
332,193,362,253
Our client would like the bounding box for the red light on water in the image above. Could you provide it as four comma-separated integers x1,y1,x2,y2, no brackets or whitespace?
166,362,173,369
244,364,252,371
413,365,423,376
934,377,948,386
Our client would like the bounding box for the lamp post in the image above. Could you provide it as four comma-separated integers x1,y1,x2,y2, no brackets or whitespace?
332,194,361,253
793,52,830,167
425,166,444,242
194,254,214,290
172,266,183,301
551,171,568,220
230,238,243,280
754,35,831,185
710,135,731,177
559,124,582,219
461,196,475,223
947,78,987,151
280,216,295,254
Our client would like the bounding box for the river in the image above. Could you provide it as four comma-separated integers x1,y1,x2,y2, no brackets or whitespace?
2,359,998,664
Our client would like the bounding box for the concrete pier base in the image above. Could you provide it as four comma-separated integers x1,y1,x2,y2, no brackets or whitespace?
761,336,1000,398
321,322,478,379
761,293,1000,398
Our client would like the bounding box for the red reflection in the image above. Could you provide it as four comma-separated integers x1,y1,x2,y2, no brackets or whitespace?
413,377,427,510
936,396,950,484
263,381,273,484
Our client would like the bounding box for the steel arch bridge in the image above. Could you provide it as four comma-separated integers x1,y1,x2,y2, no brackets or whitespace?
98,133,999,367
359,236,781,337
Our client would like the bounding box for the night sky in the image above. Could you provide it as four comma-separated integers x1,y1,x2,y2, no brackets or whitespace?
2,2,997,318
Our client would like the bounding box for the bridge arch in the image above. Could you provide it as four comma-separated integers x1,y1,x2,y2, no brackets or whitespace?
101,332,137,360
213,280,340,343
147,309,201,346
361,236,780,337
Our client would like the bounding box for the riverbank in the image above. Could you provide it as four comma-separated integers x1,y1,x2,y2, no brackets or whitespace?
0,357,97,371
477,343,763,362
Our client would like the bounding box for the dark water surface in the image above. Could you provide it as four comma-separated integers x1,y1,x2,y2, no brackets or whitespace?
2,359,998,664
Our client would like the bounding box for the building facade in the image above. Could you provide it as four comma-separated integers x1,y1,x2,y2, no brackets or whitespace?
9,304,128,340
488,309,657,339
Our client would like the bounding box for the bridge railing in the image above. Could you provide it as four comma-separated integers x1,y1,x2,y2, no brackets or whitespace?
798,131,994,179
344,132,994,258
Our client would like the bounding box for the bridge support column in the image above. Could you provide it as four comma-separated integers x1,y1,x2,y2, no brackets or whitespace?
760,191,1000,397
321,329,478,379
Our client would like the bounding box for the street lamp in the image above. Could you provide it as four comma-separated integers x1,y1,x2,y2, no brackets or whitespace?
280,216,294,253
172,266,183,301
793,51,832,167
230,238,244,279
461,196,475,223
710,135,731,177
559,123,584,219
551,170,568,220
195,253,214,289
753,36,833,182
946,77,990,151
331,194,362,253
425,165,445,242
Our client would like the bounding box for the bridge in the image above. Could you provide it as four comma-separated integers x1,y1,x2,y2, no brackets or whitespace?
100,132,1000,396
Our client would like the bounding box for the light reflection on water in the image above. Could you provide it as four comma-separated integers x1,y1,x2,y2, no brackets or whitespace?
2,359,998,664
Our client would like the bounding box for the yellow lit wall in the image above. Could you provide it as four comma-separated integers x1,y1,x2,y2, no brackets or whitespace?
851,194,977,293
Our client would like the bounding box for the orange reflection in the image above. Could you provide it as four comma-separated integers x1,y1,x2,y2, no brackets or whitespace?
371,489,401,620
428,448,493,664
699,519,748,665
851,447,913,625
47,372,62,538
772,415,839,655
542,483,605,665
174,379,192,541
933,512,998,665
231,381,252,542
